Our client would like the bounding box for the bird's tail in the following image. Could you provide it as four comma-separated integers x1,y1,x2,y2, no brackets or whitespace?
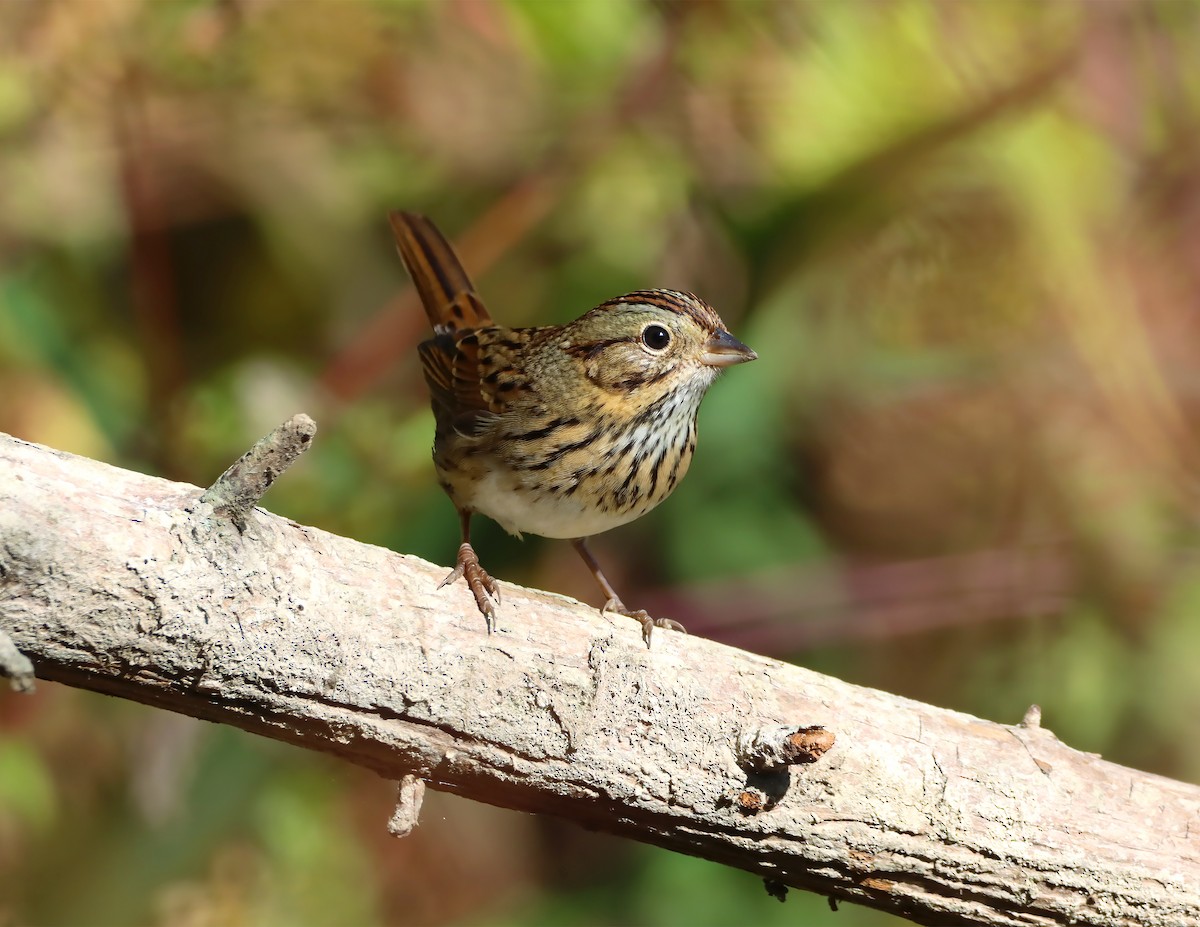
389,211,493,333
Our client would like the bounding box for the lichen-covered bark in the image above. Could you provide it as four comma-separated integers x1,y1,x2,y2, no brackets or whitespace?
1,430,1197,927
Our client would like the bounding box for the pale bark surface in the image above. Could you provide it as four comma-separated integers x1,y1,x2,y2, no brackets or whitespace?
1,428,1198,927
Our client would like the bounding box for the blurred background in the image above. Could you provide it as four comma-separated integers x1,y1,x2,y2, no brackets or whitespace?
2,1,1199,924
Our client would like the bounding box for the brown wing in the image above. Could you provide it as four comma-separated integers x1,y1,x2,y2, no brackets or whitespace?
388,211,492,333
418,327,540,438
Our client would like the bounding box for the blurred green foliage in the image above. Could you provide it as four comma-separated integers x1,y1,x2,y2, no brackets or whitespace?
2,0,1199,924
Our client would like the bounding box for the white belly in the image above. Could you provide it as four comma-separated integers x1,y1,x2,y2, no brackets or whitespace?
464,468,651,539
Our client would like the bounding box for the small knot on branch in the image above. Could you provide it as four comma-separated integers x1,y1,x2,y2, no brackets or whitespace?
736,724,835,772
199,414,317,530
387,774,426,838
0,629,35,693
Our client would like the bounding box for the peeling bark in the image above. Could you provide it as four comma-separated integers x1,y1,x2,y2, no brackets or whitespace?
1,428,1197,926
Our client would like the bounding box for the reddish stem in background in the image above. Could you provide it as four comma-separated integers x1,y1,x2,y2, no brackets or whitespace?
115,71,188,479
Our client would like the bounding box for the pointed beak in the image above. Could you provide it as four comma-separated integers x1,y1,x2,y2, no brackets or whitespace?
701,330,757,367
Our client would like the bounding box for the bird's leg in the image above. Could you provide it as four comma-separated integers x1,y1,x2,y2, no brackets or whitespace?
570,538,686,647
440,510,501,631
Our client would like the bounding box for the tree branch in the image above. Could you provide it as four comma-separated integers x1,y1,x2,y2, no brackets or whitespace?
1,426,1197,927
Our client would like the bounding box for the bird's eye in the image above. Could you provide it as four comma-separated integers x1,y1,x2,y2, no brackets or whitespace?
641,324,671,351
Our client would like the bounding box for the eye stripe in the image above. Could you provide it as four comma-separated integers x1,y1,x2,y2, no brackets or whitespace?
561,337,632,359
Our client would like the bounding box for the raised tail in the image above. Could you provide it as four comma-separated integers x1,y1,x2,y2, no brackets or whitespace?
388,211,493,333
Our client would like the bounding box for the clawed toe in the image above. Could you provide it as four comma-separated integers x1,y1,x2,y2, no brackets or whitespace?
636,615,687,648
440,542,501,632
601,597,686,648
437,565,463,590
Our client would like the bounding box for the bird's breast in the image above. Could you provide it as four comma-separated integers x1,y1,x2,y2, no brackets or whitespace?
437,389,702,540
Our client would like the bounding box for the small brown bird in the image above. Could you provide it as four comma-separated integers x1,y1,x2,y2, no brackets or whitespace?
390,211,756,644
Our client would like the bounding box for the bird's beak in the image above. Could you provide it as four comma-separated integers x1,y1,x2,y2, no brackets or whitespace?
701,330,757,367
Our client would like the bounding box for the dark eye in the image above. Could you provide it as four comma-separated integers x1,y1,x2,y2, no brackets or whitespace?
641,324,671,351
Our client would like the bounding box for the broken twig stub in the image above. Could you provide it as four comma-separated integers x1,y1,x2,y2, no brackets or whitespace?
199,413,317,529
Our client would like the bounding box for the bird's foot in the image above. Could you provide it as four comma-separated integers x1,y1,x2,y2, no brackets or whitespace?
601,597,686,648
440,542,501,632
